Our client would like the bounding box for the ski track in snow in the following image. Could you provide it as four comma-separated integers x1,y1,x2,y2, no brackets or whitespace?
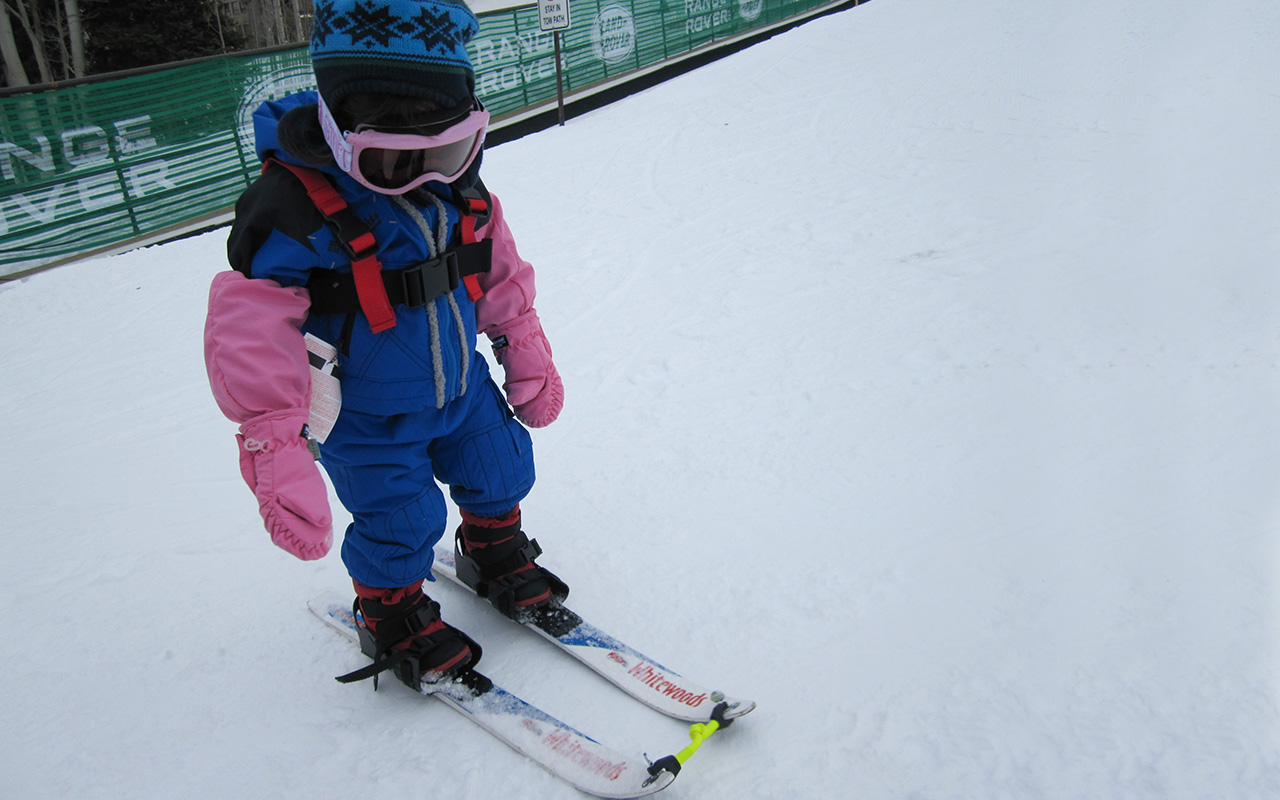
2,1,1278,798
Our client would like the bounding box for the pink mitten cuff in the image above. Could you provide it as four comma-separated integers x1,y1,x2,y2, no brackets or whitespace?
237,410,333,561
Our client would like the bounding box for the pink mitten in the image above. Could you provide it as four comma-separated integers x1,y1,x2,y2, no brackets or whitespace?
491,310,563,428
237,409,333,560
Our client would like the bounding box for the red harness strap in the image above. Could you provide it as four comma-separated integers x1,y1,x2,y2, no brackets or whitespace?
265,159,397,333
459,195,487,302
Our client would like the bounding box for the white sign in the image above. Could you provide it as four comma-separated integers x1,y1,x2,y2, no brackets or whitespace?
591,5,635,63
538,0,571,32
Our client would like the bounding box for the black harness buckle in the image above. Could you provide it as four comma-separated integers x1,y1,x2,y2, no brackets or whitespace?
398,251,461,308
323,206,379,262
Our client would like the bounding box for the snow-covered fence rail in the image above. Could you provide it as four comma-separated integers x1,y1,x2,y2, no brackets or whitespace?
0,0,850,279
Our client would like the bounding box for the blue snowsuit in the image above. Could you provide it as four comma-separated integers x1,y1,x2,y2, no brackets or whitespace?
226,92,534,588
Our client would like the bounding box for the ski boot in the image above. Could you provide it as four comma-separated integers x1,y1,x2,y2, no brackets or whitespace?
454,507,579,635
337,579,485,692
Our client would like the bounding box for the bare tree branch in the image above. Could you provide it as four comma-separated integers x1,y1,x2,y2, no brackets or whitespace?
63,0,84,78
0,1,31,86
7,0,52,84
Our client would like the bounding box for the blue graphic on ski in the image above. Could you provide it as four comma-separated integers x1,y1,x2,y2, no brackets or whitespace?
309,592,676,799
432,546,757,724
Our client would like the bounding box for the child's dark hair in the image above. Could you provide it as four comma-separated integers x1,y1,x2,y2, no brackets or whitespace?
275,104,333,165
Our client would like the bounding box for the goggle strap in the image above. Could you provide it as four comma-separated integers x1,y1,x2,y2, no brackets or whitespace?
318,97,355,172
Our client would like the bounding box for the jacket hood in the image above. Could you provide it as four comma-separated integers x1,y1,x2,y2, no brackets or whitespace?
251,91,328,168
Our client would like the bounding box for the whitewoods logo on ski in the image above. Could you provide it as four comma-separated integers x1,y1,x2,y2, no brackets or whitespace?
627,662,708,707
542,729,628,781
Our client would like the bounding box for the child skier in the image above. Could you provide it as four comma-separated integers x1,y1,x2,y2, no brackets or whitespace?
203,0,567,690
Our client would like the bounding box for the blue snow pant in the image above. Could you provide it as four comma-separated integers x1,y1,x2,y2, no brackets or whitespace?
318,361,535,589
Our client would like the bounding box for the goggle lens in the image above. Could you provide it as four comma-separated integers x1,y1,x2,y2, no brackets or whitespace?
356,133,482,190
319,96,488,194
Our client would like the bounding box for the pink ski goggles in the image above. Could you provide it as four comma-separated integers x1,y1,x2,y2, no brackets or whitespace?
318,96,489,195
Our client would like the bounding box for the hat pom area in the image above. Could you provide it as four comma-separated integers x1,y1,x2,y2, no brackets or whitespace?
310,0,480,110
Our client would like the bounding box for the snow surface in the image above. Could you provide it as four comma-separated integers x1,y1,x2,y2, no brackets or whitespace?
2,0,1278,797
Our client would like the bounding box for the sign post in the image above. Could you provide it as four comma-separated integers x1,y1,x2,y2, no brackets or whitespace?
537,0,571,126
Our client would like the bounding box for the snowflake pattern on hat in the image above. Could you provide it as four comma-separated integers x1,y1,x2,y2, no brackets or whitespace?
312,0,475,54
310,0,479,109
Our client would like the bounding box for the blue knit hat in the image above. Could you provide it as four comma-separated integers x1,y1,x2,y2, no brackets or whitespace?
310,0,479,111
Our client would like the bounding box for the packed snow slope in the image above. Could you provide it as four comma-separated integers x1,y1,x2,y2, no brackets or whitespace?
2,0,1277,798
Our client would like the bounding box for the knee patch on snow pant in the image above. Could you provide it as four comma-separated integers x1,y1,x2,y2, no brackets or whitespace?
320,408,451,588
338,484,449,589
431,379,535,518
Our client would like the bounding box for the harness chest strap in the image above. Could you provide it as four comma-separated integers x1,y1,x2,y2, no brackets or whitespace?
264,159,492,332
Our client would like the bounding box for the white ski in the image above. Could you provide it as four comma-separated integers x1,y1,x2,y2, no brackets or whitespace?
431,546,757,724
309,592,676,799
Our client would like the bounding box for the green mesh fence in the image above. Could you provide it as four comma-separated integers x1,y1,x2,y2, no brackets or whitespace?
0,0,844,278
